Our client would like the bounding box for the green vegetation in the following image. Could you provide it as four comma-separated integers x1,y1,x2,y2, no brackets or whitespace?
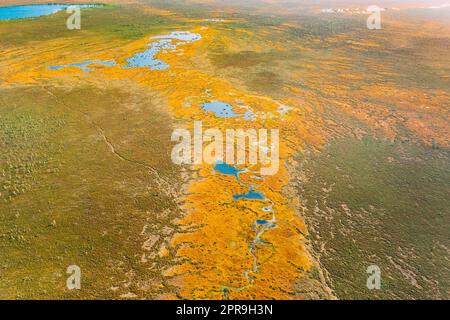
296,137,450,299
0,84,182,299
0,1,448,300
0,5,188,45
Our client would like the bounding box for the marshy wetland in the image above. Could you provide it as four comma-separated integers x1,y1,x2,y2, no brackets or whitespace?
0,1,449,299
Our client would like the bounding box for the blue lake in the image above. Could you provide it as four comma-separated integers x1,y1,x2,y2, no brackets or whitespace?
124,39,174,70
244,111,255,120
152,31,202,42
48,59,117,72
48,31,201,73
202,100,255,120
233,188,266,201
214,161,245,179
255,220,276,230
124,31,201,70
201,101,240,118
0,4,98,20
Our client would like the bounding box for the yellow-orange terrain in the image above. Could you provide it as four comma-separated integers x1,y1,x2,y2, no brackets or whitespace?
1,12,329,299
1,1,449,300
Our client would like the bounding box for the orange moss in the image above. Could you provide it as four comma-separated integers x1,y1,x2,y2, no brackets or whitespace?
3,25,323,299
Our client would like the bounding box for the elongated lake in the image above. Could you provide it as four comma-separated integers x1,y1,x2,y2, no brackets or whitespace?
0,4,98,20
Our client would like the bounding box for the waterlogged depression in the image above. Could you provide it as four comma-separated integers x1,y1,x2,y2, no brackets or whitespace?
124,32,202,70
44,26,307,299
214,161,246,179
0,4,99,20
49,31,202,72
201,100,255,120
213,159,279,298
3,0,448,301
48,60,117,73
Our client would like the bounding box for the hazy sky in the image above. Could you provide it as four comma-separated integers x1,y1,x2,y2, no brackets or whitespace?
185,0,450,10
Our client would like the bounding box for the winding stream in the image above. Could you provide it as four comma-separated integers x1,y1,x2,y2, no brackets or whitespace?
213,161,277,298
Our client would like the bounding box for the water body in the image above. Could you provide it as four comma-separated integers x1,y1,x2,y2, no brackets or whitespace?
202,101,240,118
0,4,98,20
233,188,266,201
124,31,201,70
255,220,276,234
201,101,255,120
48,60,117,73
48,31,201,73
243,111,255,120
213,162,277,298
151,31,202,42
221,203,276,297
124,39,175,70
277,103,292,114
213,161,245,180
